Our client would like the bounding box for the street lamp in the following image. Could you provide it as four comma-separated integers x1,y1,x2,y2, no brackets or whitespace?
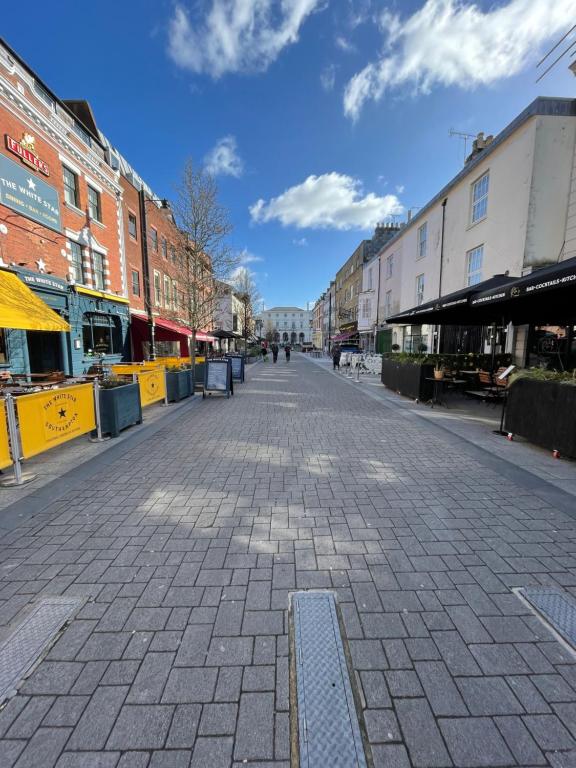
138,189,169,360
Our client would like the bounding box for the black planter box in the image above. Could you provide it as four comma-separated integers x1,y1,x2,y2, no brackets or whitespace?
99,383,142,438
505,378,576,458
166,369,193,402
381,358,434,400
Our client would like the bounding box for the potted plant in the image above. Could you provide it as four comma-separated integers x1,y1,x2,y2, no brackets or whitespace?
433,356,445,380
98,377,142,438
391,344,400,353
165,365,193,402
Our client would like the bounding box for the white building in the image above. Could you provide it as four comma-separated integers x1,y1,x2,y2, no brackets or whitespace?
261,306,312,345
357,254,381,350
213,285,245,351
377,96,576,360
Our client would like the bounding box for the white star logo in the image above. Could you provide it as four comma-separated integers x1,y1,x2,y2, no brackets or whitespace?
36,259,46,273
27,178,36,191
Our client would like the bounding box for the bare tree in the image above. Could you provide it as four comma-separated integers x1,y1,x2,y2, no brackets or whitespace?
231,266,260,355
172,160,236,374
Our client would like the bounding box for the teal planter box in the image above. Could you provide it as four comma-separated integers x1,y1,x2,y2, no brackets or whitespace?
166,369,193,402
99,383,142,438
193,363,205,390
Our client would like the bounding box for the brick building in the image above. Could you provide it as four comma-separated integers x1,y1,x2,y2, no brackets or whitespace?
0,38,129,376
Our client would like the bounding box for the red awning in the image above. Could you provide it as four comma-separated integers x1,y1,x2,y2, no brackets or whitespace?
195,330,216,342
331,331,357,342
155,317,193,337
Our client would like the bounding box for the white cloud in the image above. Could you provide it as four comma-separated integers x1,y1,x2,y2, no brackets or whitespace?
335,35,355,52
320,63,336,91
395,184,405,194
293,237,308,246
168,0,324,78
205,136,243,178
238,247,263,264
344,0,576,120
250,172,403,230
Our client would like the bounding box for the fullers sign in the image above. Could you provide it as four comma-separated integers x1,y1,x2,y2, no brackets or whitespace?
5,134,50,176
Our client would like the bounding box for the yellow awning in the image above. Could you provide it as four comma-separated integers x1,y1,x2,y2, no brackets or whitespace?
0,270,70,332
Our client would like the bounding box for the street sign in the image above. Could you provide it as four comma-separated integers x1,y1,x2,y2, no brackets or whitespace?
204,358,233,398
226,354,245,382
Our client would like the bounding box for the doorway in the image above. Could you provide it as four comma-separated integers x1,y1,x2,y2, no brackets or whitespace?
27,331,62,373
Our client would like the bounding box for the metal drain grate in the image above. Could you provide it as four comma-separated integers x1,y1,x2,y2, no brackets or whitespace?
292,591,367,768
519,587,576,648
0,597,82,703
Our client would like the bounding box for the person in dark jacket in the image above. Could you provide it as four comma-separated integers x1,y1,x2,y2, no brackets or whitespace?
284,344,291,362
332,345,341,370
271,343,279,363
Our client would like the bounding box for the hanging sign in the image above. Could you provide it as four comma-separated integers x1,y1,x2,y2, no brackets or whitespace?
5,134,50,176
0,152,61,232
16,384,96,459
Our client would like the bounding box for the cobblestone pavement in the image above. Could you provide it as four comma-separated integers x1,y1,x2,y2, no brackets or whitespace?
0,354,576,767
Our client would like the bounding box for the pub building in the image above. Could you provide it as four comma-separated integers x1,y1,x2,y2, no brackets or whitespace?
0,38,129,377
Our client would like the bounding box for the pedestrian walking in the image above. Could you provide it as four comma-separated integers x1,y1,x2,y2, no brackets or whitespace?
261,343,268,362
332,345,341,370
271,343,279,363
284,344,291,363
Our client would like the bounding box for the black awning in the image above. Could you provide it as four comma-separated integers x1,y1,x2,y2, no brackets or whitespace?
469,257,576,324
386,274,515,325
211,329,242,339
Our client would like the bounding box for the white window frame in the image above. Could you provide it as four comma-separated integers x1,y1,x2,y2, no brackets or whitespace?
163,275,171,308
471,171,489,224
417,222,427,259
384,290,392,320
153,270,161,306
466,245,484,286
415,274,425,306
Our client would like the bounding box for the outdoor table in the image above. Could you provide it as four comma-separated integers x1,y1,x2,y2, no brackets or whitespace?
425,377,448,408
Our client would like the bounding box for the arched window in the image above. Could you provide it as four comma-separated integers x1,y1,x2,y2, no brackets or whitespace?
299,332,305,342
282,332,289,342
290,332,297,344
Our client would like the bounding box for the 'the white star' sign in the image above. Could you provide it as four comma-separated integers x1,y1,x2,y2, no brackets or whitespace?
27,178,36,191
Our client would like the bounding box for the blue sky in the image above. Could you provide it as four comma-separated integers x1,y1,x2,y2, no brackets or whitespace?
4,0,576,309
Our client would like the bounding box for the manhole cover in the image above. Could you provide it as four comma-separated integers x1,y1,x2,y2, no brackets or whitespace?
291,591,367,768
519,587,576,649
0,597,83,703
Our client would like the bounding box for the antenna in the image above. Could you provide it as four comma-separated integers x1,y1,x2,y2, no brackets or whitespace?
449,128,476,163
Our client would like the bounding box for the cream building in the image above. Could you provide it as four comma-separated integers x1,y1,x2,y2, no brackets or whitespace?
261,306,312,345
377,97,576,359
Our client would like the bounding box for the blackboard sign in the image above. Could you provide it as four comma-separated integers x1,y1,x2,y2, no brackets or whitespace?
203,359,233,398
227,354,245,382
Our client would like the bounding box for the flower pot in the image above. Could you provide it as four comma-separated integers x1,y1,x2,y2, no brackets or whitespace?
434,369,444,380
99,382,142,437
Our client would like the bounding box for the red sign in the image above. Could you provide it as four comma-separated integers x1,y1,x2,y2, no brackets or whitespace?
5,134,50,176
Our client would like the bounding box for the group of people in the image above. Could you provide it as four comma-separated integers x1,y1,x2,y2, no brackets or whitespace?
261,342,290,363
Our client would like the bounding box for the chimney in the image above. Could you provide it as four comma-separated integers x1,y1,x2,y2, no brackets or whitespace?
465,131,494,164
407,210,412,223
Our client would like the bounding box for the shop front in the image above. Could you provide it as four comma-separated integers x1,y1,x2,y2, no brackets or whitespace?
130,314,215,361
1,269,130,377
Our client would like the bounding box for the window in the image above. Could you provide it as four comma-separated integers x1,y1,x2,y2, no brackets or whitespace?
154,271,161,305
233,314,238,332
128,213,137,239
131,269,140,296
163,275,171,307
82,314,121,355
72,121,92,147
384,290,392,320
386,254,394,278
417,222,427,259
92,251,105,290
63,165,79,208
162,238,167,259
467,245,484,286
87,185,102,223
361,297,371,319
0,329,8,363
34,81,55,111
415,273,425,306
150,227,158,252
368,267,373,290
170,245,176,263
69,240,85,284
471,172,489,223
172,280,178,309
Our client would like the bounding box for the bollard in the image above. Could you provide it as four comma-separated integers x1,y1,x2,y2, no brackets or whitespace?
1,394,35,487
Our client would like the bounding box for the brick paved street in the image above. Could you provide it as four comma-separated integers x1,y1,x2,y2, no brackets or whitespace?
1,354,576,767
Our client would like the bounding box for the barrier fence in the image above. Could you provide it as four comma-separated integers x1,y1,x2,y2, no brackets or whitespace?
0,355,243,487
